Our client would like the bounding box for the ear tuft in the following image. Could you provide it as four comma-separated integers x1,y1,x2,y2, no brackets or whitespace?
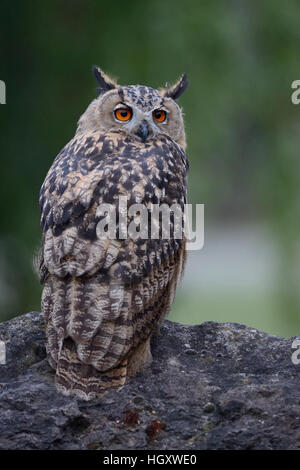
164,73,189,100
92,66,118,95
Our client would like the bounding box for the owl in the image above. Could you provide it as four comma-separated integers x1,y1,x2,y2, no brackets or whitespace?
39,67,189,400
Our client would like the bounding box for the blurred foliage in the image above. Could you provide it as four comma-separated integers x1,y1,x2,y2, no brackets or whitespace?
0,0,300,335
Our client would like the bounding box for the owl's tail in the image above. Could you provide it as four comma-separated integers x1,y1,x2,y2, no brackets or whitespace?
41,243,184,400
42,274,131,401
54,337,128,401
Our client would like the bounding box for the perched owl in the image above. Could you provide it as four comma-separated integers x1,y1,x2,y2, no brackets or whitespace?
39,67,189,400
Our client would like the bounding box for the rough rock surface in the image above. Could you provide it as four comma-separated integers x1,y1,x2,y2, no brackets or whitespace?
0,311,299,450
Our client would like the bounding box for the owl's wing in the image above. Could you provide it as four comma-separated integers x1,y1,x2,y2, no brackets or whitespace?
40,130,188,380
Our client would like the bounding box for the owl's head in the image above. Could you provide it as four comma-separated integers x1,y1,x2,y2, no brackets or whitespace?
77,66,189,150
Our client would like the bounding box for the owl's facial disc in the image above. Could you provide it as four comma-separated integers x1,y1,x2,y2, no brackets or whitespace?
112,101,170,142
88,85,186,149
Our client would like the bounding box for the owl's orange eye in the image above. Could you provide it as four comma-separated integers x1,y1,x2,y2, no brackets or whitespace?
114,107,132,122
152,109,167,123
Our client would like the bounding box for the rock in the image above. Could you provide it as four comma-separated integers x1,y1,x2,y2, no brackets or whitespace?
0,311,299,450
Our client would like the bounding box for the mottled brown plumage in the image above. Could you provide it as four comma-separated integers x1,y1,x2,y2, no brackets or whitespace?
39,67,189,400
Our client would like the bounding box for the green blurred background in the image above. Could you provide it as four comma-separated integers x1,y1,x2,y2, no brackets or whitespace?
0,0,300,336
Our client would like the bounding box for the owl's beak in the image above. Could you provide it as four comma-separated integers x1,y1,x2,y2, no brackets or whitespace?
135,120,149,141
